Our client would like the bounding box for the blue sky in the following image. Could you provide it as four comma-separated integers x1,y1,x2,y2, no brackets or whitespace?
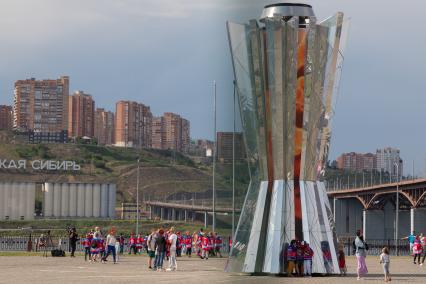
0,0,425,175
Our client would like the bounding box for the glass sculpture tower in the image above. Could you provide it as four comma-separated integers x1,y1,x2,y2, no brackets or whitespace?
226,3,348,274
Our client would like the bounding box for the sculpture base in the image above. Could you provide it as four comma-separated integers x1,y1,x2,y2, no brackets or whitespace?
227,180,339,275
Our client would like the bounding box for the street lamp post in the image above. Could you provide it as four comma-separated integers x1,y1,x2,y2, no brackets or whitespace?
232,80,236,239
136,159,140,235
394,162,399,256
212,80,217,232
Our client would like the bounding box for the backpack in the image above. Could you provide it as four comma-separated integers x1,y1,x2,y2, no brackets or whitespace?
352,240,356,255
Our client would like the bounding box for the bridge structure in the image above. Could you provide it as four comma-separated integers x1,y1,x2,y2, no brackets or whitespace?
327,178,426,240
145,201,241,228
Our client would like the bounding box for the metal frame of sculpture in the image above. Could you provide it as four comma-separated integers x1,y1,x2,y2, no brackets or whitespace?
226,3,349,274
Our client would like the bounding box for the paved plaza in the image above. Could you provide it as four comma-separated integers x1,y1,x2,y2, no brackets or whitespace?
0,254,426,283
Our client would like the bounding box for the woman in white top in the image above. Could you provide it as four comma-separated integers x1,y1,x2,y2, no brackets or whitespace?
355,231,368,280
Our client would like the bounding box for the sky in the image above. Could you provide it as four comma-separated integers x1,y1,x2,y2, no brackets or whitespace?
0,0,426,175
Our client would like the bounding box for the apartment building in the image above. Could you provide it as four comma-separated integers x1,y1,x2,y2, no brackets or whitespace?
0,105,13,130
94,108,115,145
68,90,95,138
151,112,190,153
13,76,69,133
115,101,152,148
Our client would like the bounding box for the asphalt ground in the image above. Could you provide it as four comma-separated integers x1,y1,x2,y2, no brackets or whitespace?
1,254,425,283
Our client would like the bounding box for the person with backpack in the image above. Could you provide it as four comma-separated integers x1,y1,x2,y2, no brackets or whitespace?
354,230,368,280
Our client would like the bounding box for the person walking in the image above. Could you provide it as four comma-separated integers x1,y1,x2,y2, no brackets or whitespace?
379,247,391,282
102,228,117,264
354,230,368,280
154,229,166,271
167,227,178,271
69,227,79,258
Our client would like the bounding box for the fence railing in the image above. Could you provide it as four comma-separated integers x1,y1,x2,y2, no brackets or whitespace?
342,239,412,256
0,235,233,254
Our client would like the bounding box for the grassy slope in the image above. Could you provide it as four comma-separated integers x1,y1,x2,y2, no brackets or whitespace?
0,130,250,208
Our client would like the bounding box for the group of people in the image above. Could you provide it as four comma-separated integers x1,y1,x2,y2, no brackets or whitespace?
145,227,224,271
404,231,426,265
352,229,426,282
286,240,315,277
78,226,119,264
70,226,225,271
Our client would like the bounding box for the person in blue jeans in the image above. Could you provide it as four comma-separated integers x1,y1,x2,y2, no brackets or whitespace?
102,228,117,264
154,229,166,271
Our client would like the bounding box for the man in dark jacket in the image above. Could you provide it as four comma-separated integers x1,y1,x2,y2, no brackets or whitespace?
69,227,79,257
154,229,166,271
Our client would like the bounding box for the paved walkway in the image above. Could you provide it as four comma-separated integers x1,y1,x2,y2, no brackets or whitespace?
0,254,425,283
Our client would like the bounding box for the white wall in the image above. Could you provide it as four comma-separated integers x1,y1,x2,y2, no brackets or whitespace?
0,182,115,220
0,182,35,220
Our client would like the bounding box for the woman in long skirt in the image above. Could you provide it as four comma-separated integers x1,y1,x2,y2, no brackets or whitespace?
355,231,368,280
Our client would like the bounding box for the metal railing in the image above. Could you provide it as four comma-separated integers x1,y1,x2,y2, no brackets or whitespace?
342,238,412,256
0,235,233,254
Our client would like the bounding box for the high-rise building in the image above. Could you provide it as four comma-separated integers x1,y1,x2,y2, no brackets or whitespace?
13,76,69,133
163,112,182,151
151,112,190,153
94,108,115,145
151,117,164,150
115,101,152,148
68,90,95,138
181,118,190,153
216,132,245,163
0,105,13,130
336,152,377,172
376,147,403,178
